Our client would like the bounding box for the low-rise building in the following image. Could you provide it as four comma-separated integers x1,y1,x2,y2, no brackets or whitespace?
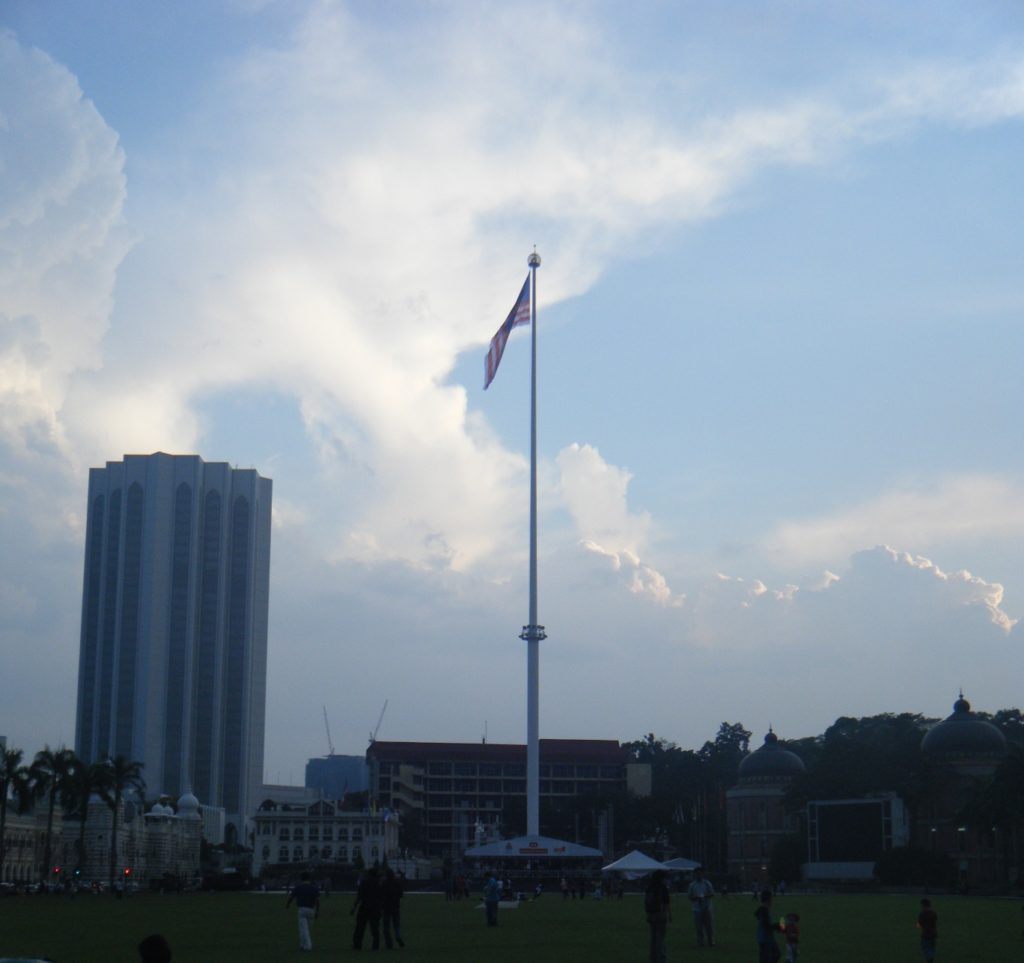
251,798,399,876
367,738,647,859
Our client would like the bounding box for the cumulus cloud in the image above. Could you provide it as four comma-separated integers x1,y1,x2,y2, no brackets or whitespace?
557,443,682,606
9,14,1024,576
681,544,1015,652
0,32,131,459
5,10,1024,765
766,475,1024,567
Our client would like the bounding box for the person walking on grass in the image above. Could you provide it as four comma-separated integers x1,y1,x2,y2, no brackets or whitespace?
351,865,383,950
918,898,938,962
755,888,784,963
286,872,320,952
644,869,671,963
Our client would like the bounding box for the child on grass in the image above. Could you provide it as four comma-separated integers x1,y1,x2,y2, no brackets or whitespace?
782,912,800,962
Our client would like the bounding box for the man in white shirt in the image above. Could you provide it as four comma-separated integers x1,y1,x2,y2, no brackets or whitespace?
687,866,716,947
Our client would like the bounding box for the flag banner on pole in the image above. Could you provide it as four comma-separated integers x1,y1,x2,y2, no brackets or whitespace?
484,275,531,389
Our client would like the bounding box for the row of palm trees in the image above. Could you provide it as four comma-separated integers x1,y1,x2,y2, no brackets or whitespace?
0,744,145,890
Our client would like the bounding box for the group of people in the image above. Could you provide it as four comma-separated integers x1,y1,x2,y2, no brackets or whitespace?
644,866,726,962
285,866,406,952
645,869,945,962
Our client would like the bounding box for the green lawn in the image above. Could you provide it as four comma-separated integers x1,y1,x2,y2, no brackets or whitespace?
0,890,1020,961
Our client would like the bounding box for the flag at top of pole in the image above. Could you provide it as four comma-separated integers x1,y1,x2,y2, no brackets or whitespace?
484,275,531,389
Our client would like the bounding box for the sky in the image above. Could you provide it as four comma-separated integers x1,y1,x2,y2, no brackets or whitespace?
2,1,1023,785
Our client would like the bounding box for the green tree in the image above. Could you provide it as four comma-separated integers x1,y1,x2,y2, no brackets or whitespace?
0,747,30,882
697,722,751,871
95,755,146,891
29,746,77,883
784,713,937,813
622,733,703,857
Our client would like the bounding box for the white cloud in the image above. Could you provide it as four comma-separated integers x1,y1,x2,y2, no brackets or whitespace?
5,12,1024,768
557,443,683,607
766,475,1024,567
0,32,131,460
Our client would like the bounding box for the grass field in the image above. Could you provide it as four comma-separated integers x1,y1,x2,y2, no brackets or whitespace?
0,889,1020,962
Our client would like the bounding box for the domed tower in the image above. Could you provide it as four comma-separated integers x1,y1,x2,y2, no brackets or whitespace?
921,693,1006,774
917,693,1007,889
737,731,807,785
727,730,806,885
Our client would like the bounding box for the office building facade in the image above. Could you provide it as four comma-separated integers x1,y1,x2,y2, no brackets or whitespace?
305,754,369,799
367,739,649,858
74,453,272,833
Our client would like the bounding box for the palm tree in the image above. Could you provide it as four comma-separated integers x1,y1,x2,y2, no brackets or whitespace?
95,755,145,891
0,747,30,882
29,746,77,884
66,758,107,875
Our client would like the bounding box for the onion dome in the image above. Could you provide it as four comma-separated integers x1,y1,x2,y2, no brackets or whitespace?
921,693,1006,758
737,730,806,783
177,790,202,820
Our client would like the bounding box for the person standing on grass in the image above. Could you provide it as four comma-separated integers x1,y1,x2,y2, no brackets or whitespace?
782,912,800,963
644,869,671,963
917,898,938,962
286,872,320,952
687,865,716,947
351,865,383,950
382,867,406,949
755,888,783,963
484,874,501,927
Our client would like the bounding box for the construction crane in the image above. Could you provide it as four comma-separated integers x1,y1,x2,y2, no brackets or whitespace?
369,699,388,745
323,706,335,757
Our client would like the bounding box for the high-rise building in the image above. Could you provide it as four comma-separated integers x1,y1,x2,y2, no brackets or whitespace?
74,452,272,835
305,754,369,799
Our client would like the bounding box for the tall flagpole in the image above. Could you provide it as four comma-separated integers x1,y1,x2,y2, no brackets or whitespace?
520,249,545,838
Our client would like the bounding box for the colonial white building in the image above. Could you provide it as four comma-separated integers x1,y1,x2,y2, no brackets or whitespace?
1,805,73,885
252,798,399,876
79,792,202,884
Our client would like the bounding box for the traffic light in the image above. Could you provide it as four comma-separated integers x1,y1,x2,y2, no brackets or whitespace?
123,866,132,878
52,866,61,876
73,867,81,877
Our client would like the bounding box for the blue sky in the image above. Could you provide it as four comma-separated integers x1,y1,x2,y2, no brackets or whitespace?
2,1,1023,786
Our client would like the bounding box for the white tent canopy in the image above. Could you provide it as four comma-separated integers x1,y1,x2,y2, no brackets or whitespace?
663,856,702,871
464,834,603,859
601,850,670,877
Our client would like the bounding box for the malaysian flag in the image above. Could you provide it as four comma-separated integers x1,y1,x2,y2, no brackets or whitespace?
484,275,531,389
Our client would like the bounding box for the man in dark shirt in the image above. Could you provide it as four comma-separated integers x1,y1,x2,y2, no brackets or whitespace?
644,869,671,963
917,898,938,961
286,872,320,952
351,866,384,950
754,889,782,963
382,867,406,948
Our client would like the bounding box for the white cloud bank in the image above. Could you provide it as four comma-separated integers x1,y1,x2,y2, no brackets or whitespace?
766,476,1024,567
0,32,131,461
